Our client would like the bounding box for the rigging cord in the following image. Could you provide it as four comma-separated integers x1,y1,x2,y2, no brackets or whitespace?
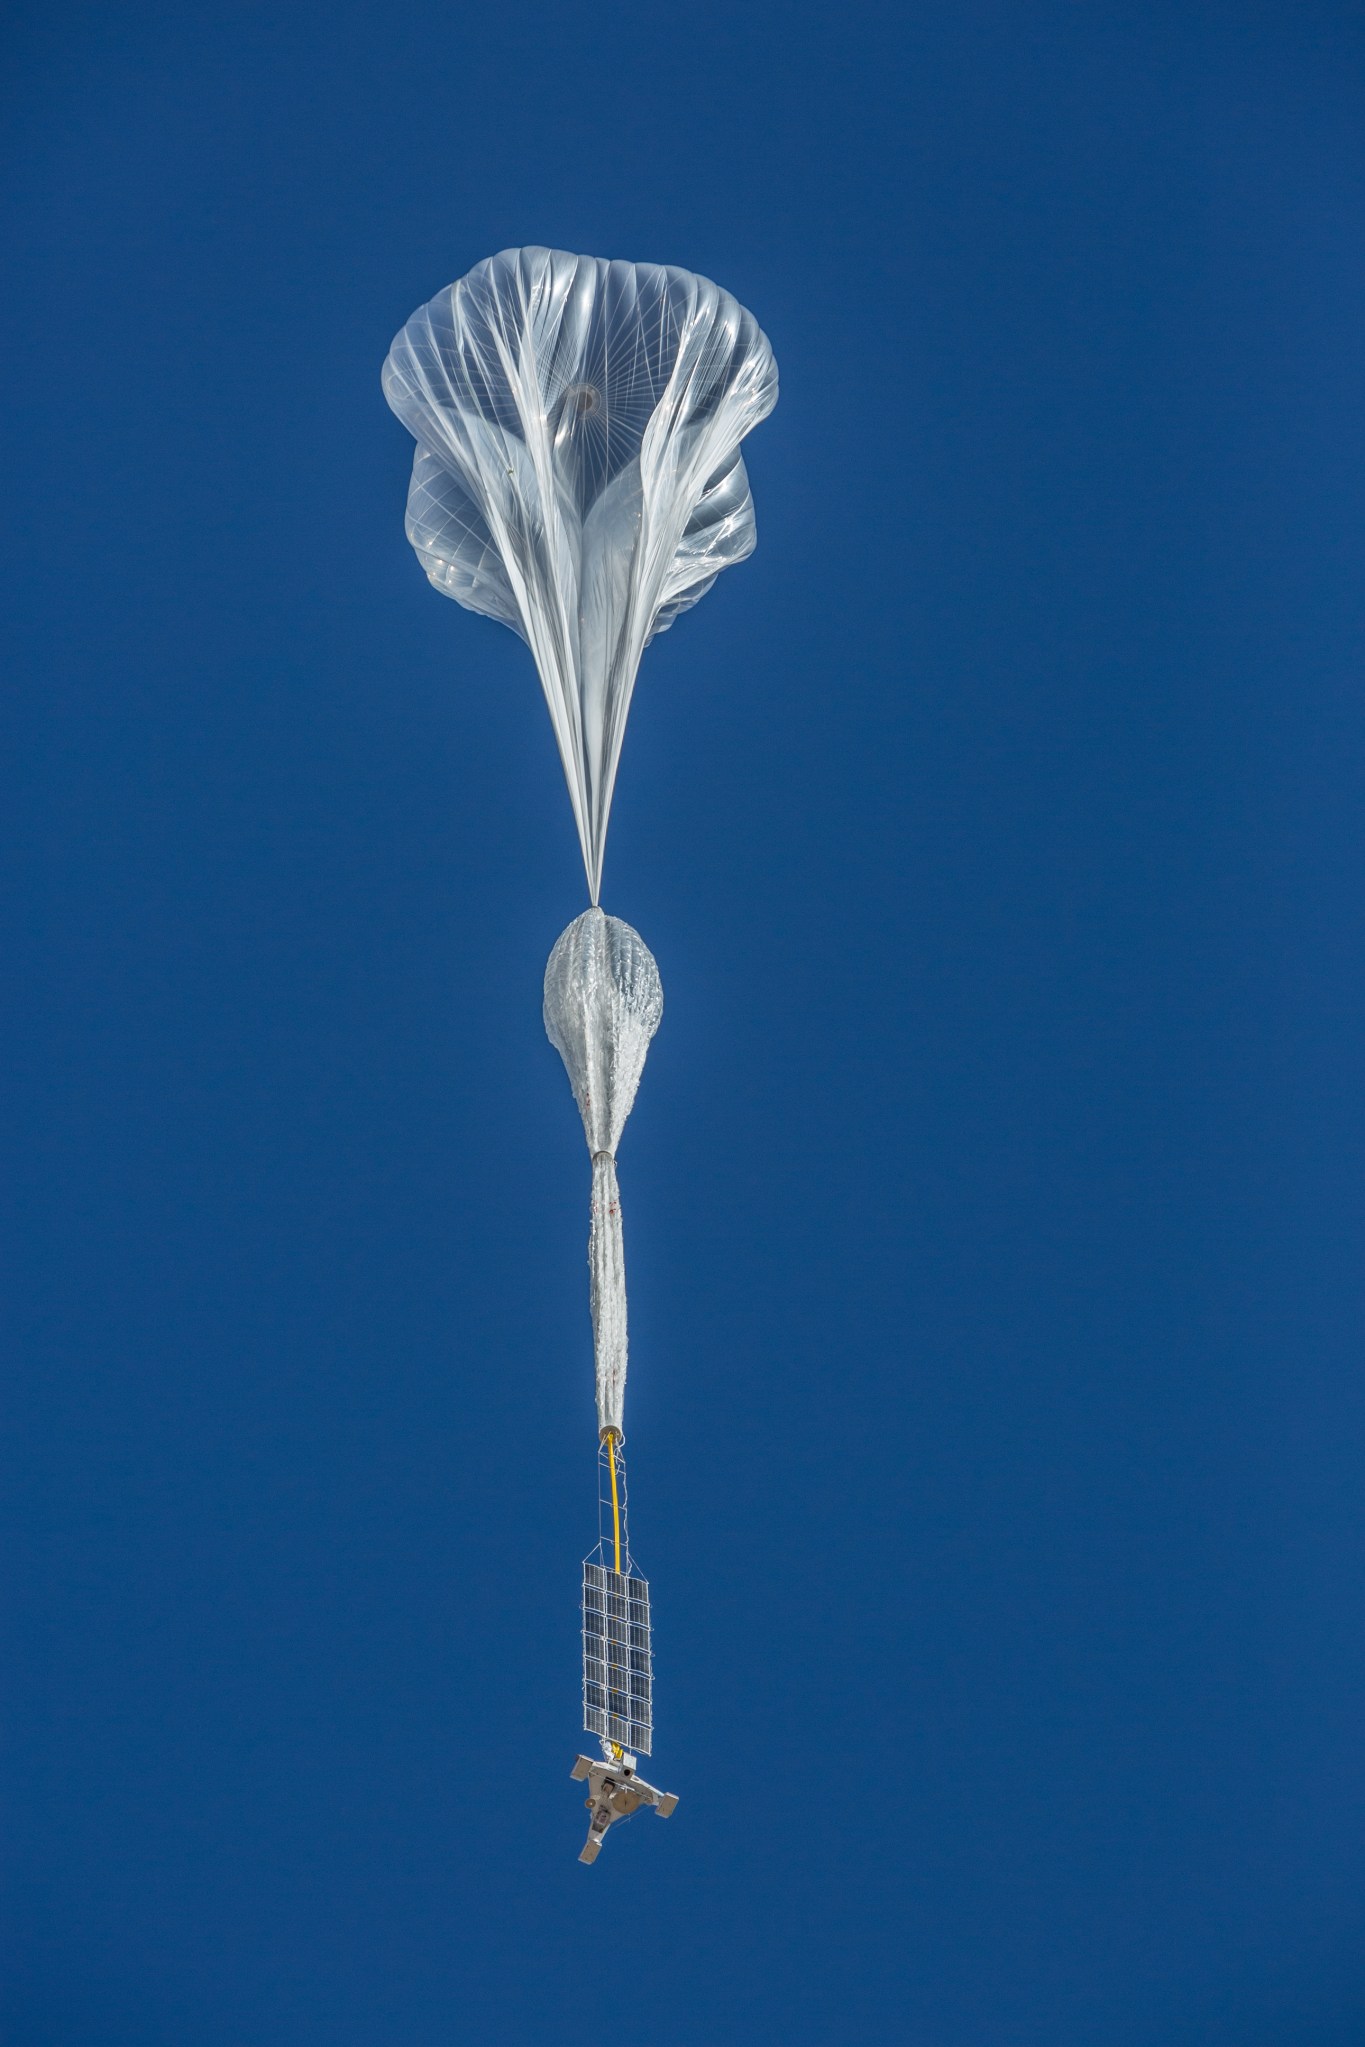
604,1429,625,1762
607,1430,622,1576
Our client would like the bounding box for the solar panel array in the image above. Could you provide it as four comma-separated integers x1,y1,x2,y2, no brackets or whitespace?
582,1562,652,1756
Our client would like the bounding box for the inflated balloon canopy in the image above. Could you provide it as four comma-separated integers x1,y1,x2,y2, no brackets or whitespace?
382,246,779,903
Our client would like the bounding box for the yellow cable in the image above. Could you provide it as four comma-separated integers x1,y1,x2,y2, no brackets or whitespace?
607,1431,622,1576
605,1432,625,1760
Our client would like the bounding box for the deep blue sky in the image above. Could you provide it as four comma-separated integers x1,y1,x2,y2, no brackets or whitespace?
3,3,1365,2041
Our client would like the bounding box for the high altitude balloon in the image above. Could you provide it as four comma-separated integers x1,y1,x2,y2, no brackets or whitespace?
382,247,778,903
382,248,777,1856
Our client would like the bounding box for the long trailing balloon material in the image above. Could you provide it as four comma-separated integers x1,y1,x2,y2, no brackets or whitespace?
543,907,662,1440
382,247,778,904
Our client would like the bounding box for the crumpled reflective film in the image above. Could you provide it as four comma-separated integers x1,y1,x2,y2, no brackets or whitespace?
543,908,662,1436
383,247,779,902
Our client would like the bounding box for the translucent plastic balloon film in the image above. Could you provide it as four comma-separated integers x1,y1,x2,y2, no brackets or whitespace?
383,248,778,901
544,908,662,1436
588,1152,628,1438
543,908,663,1158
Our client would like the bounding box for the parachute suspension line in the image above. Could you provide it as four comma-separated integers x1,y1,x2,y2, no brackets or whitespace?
607,1430,622,1577
592,1430,629,1574
603,1429,626,1762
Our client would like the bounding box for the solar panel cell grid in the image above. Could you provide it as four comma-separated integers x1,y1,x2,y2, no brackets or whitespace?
582,1560,652,1755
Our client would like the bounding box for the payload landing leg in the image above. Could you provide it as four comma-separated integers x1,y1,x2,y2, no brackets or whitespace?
572,1751,678,1864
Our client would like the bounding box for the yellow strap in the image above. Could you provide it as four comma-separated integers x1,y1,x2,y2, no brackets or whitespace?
605,1432,625,1760
608,1431,622,1576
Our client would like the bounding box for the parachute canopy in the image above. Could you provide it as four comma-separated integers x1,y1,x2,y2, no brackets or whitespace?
383,248,779,903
